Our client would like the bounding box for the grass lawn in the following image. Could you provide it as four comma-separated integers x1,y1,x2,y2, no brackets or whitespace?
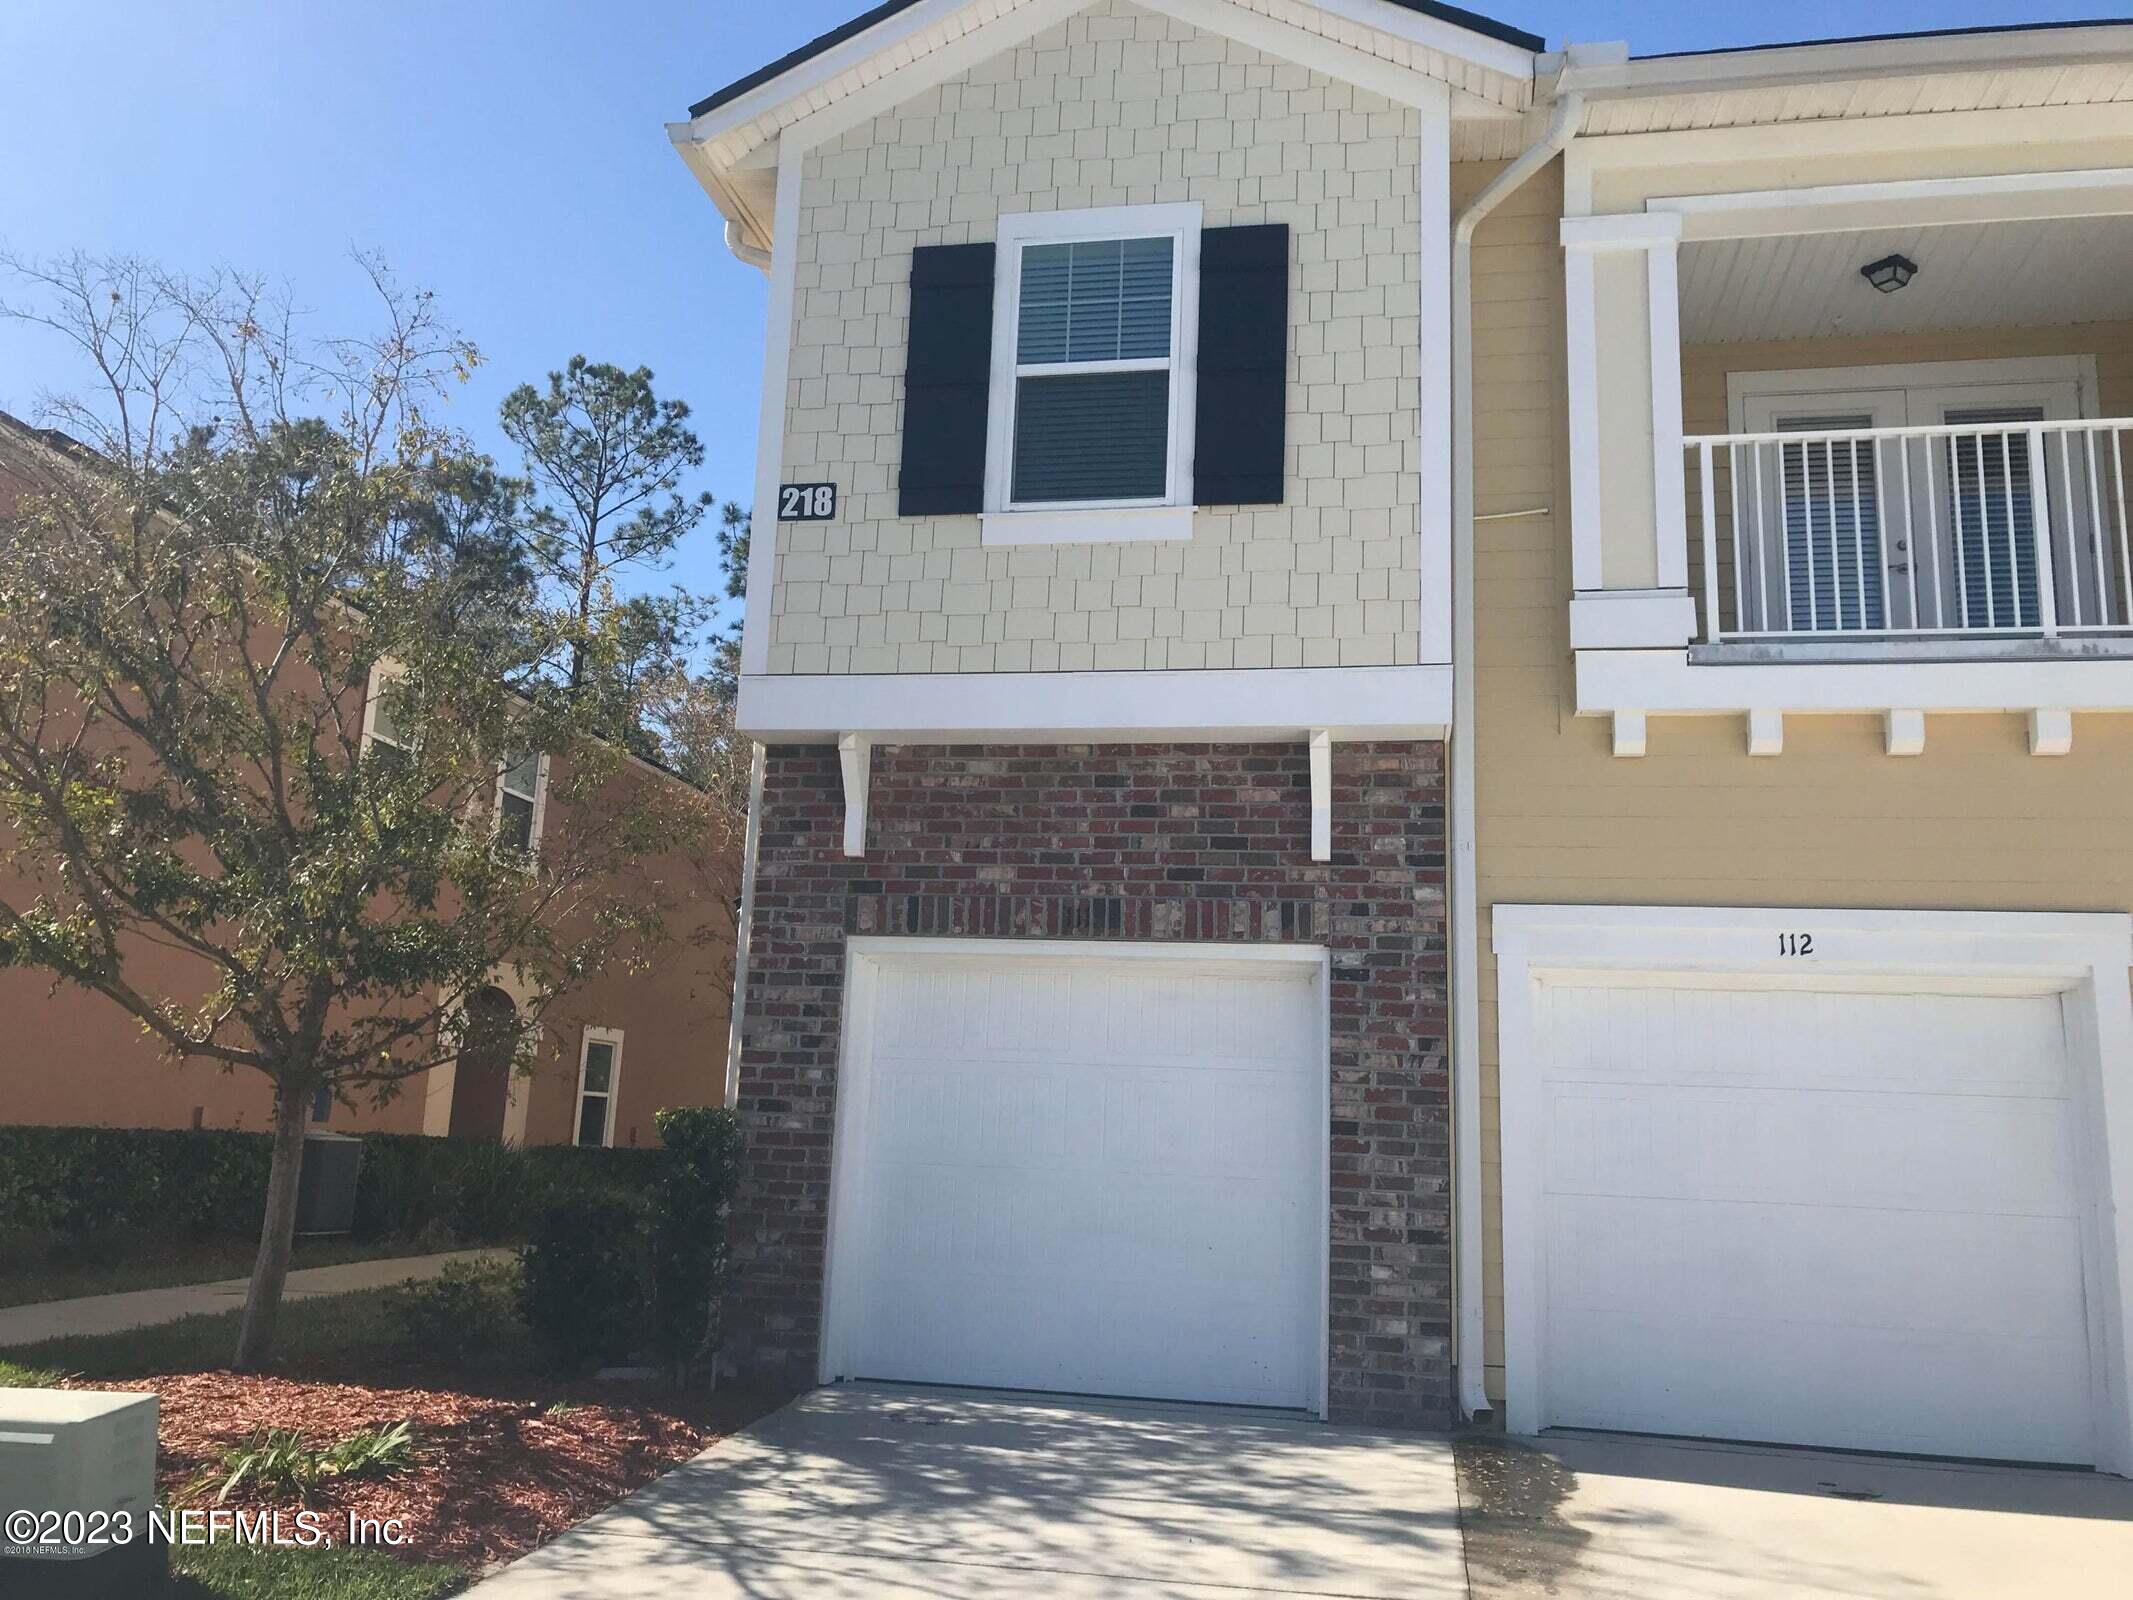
171,1541,467,1599
0,1235,459,1309
1,1283,431,1379
2,1286,787,1600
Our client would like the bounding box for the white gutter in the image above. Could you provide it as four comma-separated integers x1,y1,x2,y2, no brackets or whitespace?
726,219,773,275
1448,79,1585,1423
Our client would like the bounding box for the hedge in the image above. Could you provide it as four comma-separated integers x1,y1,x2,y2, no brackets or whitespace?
0,1124,663,1247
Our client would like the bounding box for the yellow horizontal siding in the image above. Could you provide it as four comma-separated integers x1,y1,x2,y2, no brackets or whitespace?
1461,155,2133,1402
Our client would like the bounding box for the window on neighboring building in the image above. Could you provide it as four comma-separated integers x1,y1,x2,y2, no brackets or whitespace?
310,1083,333,1123
361,661,414,766
574,1027,622,1148
497,751,544,854
988,205,1200,515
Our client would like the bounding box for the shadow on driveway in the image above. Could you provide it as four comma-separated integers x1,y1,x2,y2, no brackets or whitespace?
466,1382,1468,1598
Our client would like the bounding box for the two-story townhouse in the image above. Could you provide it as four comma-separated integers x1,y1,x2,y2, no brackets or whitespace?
0,411,738,1152
676,1,2133,1471
1473,23,2133,1476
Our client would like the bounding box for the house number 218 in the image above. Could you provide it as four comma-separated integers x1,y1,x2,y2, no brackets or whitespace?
778,482,836,521
1778,932,1815,956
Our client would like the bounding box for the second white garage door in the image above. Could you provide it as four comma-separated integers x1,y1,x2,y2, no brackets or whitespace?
1528,979,2097,1465
822,943,1325,1411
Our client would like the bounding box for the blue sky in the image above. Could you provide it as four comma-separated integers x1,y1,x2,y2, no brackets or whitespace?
2,0,2123,606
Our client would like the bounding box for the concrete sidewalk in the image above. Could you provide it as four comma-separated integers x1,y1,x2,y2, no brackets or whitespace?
0,1249,503,1346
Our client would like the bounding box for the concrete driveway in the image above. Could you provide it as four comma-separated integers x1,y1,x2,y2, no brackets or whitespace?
1459,1431,2133,1600
464,1383,1468,1597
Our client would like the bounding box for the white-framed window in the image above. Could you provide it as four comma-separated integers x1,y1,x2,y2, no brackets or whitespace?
495,751,548,855
983,202,1201,546
573,1026,622,1148
361,660,413,761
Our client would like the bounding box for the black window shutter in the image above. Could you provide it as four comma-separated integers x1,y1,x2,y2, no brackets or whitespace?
1193,223,1288,506
898,242,995,517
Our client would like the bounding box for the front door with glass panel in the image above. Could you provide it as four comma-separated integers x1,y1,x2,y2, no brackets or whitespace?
1909,380,2082,634
1741,390,1904,634
1740,370,2092,636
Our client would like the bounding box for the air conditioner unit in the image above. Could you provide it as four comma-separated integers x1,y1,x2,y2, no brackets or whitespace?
0,1389,164,1597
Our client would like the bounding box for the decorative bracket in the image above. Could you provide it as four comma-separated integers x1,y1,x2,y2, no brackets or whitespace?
1309,730,1332,862
1746,708,1783,757
837,732,871,856
1884,709,1925,757
1611,710,1647,759
2029,708,2073,757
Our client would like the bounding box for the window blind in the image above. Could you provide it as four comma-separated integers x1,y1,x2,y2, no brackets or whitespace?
1778,415,1884,631
1943,406,2044,630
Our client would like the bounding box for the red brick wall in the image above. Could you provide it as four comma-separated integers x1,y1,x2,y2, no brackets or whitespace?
732,739,1451,1428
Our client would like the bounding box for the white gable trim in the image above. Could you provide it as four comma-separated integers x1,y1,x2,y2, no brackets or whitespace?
672,0,1535,196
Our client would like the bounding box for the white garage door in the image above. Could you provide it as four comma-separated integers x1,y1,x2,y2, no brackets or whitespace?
823,946,1324,1411
1534,980,2096,1464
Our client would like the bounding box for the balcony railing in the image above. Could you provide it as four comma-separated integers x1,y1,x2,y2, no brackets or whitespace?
1684,418,2133,645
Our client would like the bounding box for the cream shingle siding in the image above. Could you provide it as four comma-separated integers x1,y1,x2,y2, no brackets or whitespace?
767,0,1422,675
1466,157,2133,1402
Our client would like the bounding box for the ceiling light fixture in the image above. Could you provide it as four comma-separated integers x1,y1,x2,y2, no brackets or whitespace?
1860,253,1918,294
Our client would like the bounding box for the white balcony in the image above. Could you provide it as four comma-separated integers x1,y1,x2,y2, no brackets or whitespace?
1685,417,2133,652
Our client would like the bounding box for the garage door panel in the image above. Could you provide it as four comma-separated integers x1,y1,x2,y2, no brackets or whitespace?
1547,1087,2080,1216
1544,985,2071,1097
833,951,1323,1411
1534,981,2096,1466
1550,1194,2086,1336
1550,1305,2092,1461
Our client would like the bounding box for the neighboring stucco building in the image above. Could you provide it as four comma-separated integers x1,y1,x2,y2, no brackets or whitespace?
680,2,2133,1469
0,411,737,1151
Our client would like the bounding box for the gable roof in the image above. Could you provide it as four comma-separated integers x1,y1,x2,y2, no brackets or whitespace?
669,0,1548,252
688,0,1542,119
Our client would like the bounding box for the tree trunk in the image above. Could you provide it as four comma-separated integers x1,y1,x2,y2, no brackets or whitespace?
231,1083,309,1371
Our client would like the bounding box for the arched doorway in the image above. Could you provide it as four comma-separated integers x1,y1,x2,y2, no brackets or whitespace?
447,985,517,1142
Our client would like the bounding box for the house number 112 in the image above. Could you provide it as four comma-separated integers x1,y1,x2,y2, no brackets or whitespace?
1778,933,1815,956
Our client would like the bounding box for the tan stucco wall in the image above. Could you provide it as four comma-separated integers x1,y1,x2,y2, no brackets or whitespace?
768,0,1424,673
1466,154,2133,1403
0,758,734,1150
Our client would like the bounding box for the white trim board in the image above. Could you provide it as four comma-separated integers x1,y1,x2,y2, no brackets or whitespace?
1576,648,2133,718
821,936,1334,1419
735,663,1452,743
1563,105,2133,216
1489,902,2133,1476
1650,166,2133,243
1723,355,2101,433
739,153,803,679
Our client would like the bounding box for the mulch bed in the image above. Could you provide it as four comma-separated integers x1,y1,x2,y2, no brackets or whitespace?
66,1367,789,1573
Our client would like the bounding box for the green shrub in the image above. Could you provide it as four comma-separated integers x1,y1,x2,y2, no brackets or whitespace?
187,1421,420,1507
0,1124,667,1267
350,1133,663,1244
648,1107,743,1384
0,1126,271,1237
519,1191,649,1373
387,1255,524,1367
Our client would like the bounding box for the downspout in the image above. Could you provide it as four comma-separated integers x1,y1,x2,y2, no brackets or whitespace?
1449,83,1585,1422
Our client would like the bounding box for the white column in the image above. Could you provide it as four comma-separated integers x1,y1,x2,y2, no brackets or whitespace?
1561,211,1694,649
